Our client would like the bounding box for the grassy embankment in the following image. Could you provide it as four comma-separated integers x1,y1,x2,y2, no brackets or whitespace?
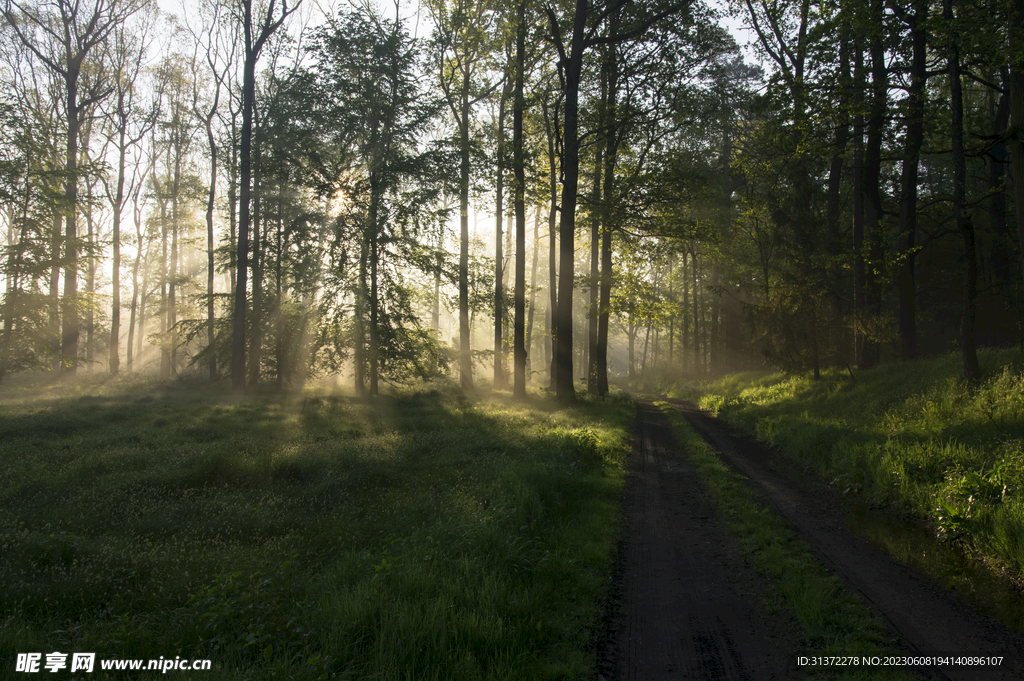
654,401,914,680
640,347,1024,582
0,375,633,680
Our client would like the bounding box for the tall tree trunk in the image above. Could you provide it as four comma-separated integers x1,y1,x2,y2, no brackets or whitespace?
205,114,218,380
228,116,239,294
355,236,367,395
542,95,558,388
527,206,539,379
275,188,285,391
691,244,700,373
494,76,509,389
898,0,927,361
947,0,980,379
458,75,474,390
232,49,257,391
553,0,588,402
681,252,688,373
861,6,887,370
248,125,265,388
596,39,618,396
369,173,381,396
827,35,851,366
170,128,181,375
83,133,95,368
432,227,442,333
157,177,169,379
513,0,527,398
587,104,603,394
62,75,81,374
110,126,127,375
50,211,60,371
852,39,866,368
1009,0,1024,292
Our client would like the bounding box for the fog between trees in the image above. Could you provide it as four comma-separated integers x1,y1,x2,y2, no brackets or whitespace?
1,0,1018,395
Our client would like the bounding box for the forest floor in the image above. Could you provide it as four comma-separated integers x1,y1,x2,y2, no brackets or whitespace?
602,396,1024,681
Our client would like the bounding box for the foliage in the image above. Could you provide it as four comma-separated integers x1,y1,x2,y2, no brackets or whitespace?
656,348,1024,579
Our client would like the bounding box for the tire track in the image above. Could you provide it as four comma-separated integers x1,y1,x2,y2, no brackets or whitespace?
606,400,797,681
666,397,1024,681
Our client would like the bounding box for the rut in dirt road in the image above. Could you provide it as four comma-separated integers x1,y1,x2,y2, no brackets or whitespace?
667,397,1024,681
604,400,800,681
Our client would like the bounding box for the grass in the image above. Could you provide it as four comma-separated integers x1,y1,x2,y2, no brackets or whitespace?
637,348,1024,583
653,401,916,680
0,374,634,680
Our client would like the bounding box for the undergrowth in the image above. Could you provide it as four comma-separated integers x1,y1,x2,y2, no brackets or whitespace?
0,376,633,679
640,348,1024,582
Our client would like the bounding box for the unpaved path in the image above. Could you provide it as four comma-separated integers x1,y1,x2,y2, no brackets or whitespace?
602,397,1024,681
601,400,803,680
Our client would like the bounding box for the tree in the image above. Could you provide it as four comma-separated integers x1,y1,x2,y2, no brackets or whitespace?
294,5,448,395
544,0,690,400
428,0,498,391
231,0,299,392
186,0,234,381
512,0,527,397
3,0,145,374
101,3,155,375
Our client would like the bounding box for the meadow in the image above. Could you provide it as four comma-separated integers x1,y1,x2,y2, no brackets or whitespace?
638,348,1024,584
0,376,634,680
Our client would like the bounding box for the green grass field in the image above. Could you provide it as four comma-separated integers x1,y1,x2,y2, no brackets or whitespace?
638,348,1024,583
0,376,633,680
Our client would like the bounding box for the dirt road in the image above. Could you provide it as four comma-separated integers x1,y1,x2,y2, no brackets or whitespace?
600,398,1024,681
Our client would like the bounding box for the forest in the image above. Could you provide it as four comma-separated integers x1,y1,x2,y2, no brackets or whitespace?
6,0,1024,677
2,0,1016,395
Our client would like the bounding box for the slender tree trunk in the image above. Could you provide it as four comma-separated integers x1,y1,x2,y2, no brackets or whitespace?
458,75,474,390
898,1,927,361
552,0,589,402
542,95,558,388
205,115,218,380
248,127,265,388
62,76,81,374
827,37,851,366
946,0,980,379
127,187,147,372
861,9,886,370
228,116,239,294
50,211,60,371
170,130,181,375
232,50,258,391
432,227,442,332
691,244,700,373
83,135,95,368
681,252,688,373
853,39,866,368
627,314,635,377
587,96,603,394
596,40,618,396
369,173,381,396
527,205,539,379
275,188,284,391
1009,0,1024,289
137,279,149,366
513,0,527,398
157,178,169,378
494,76,509,389
354,236,367,395
110,127,127,375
